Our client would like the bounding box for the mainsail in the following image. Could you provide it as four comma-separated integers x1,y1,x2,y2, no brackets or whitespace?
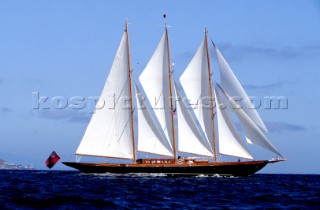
174,83,213,157
179,37,215,156
76,30,133,159
139,32,174,149
135,85,173,157
215,46,268,132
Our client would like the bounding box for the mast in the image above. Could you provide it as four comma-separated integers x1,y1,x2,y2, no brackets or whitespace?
204,28,218,162
164,15,177,162
125,19,137,163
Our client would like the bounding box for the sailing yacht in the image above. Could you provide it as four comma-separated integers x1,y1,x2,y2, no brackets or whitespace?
63,19,285,176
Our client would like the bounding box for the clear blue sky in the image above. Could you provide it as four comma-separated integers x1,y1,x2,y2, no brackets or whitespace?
1,0,319,173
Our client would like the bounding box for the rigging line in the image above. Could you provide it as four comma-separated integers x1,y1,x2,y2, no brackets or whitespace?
126,21,204,33
112,77,130,107
215,82,229,99
171,25,204,33
125,22,172,29
211,40,216,48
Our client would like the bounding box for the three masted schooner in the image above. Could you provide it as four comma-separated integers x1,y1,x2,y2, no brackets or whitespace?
63,18,285,176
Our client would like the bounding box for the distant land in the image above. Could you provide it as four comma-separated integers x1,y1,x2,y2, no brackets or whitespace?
0,159,34,170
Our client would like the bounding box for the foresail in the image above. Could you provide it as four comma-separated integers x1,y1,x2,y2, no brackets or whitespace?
214,88,253,159
174,83,213,157
220,87,283,157
135,85,173,157
76,32,133,159
215,46,268,132
179,38,214,147
139,33,174,148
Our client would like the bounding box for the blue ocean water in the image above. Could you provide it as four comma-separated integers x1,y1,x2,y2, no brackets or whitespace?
0,170,319,209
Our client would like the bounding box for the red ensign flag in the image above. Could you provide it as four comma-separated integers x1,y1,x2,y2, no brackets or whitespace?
45,151,61,169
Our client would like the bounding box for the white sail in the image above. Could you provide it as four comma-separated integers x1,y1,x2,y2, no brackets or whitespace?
215,46,268,132
220,88,283,157
76,31,133,159
139,33,173,148
135,85,173,157
214,88,253,159
179,38,214,149
174,83,213,157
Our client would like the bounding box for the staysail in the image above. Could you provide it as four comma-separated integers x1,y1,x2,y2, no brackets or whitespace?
215,46,268,132
214,88,253,159
76,30,133,159
139,32,174,148
135,85,173,157
174,83,213,156
217,84,282,157
179,38,214,151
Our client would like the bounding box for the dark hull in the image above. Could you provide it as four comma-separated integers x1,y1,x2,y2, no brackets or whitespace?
62,160,276,177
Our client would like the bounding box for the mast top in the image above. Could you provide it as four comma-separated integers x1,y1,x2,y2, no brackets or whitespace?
205,27,208,35
163,14,168,28
125,19,129,31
